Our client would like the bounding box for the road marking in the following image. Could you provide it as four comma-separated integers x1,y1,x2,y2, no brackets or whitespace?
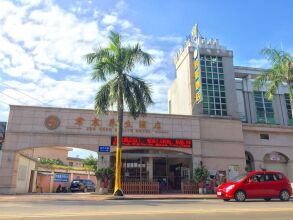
1,208,293,218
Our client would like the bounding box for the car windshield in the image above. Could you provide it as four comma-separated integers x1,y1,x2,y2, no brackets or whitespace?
230,173,247,182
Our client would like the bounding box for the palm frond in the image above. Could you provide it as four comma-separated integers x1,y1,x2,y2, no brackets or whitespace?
123,75,154,119
94,79,117,114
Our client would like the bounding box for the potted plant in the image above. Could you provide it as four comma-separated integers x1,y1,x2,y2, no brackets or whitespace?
95,167,114,194
193,166,208,194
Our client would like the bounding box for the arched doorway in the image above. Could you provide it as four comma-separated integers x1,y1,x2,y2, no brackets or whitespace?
245,151,255,172
264,152,289,175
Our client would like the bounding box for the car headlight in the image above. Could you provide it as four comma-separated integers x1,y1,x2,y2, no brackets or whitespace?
225,185,235,192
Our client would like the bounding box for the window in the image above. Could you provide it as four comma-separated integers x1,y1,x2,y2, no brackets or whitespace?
254,92,275,124
260,133,269,140
200,55,227,116
284,94,293,126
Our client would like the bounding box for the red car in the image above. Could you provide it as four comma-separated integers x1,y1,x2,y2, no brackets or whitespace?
216,171,292,202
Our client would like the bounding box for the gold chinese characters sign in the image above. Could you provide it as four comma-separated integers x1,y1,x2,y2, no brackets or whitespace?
64,116,169,135
194,49,202,104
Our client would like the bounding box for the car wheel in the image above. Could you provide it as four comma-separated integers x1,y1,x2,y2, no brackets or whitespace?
223,199,230,202
280,190,290,201
264,198,271,201
234,190,246,202
84,187,88,193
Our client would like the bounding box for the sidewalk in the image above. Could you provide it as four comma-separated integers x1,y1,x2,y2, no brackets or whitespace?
0,193,217,202
111,194,217,200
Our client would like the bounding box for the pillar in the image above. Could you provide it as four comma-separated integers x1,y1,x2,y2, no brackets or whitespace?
31,170,38,193
0,150,18,194
287,161,293,183
147,157,153,181
49,172,54,193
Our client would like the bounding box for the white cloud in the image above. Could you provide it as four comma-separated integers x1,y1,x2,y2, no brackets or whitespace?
0,0,182,122
247,58,270,68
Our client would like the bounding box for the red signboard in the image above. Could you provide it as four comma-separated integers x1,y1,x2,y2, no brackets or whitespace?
111,136,192,148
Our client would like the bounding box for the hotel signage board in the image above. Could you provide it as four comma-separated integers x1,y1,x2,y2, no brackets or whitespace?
111,136,192,148
98,146,111,153
194,49,202,104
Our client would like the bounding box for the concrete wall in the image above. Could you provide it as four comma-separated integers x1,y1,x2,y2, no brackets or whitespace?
168,46,193,115
15,154,36,193
199,118,246,176
243,124,293,181
21,147,71,164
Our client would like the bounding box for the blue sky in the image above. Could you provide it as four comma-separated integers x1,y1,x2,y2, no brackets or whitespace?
0,0,292,158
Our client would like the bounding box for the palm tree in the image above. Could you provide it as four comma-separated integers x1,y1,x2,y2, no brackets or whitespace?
254,48,293,121
84,31,153,196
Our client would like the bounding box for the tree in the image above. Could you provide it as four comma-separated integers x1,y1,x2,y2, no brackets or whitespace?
254,48,293,120
84,31,154,196
82,155,98,172
193,166,208,184
95,167,114,193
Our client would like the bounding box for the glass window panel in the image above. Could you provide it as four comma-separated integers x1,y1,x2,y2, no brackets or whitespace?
218,57,222,61
216,110,221,115
200,60,205,65
206,56,211,60
222,111,227,116
207,67,212,72
221,92,226,96
214,85,219,91
213,67,217,72
213,79,219,84
208,73,213,79
222,104,227,110
218,68,223,73
209,103,215,108
219,74,224,79
221,98,226,103
218,62,223,67
206,61,211,66
213,73,218,78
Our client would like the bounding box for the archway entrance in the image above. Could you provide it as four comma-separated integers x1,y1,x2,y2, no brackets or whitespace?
14,146,98,194
264,152,289,175
245,151,255,172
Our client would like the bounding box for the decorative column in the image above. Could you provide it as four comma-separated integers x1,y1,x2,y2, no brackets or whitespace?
31,170,38,193
49,172,54,193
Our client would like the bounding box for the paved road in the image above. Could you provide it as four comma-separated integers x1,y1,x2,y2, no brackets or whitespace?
1,198,293,220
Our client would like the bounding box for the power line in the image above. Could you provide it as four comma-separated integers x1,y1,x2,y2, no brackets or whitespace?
0,91,28,105
0,100,10,106
0,82,49,106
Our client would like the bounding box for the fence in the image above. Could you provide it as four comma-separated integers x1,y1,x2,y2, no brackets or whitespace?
181,182,198,194
122,181,160,194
